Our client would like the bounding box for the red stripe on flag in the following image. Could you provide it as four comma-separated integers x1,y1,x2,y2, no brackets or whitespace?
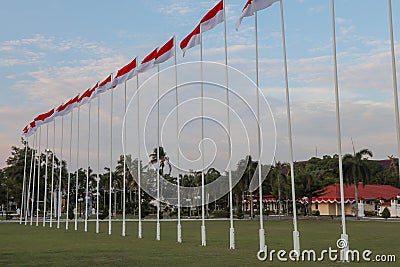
200,0,223,24
141,48,158,64
99,75,112,87
116,58,137,78
180,24,200,50
157,37,174,59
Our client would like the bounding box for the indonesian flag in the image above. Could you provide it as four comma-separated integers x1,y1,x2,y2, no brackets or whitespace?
180,25,200,57
155,37,175,64
137,48,158,73
34,108,55,126
200,0,224,33
56,94,79,117
180,1,224,56
96,75,112,96
22,125,29,137
113,58,137,88
22,124,35,138
235,0,279,31
78,85,96,106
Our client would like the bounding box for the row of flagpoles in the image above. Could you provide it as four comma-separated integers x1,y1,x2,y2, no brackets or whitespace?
17,0,400,261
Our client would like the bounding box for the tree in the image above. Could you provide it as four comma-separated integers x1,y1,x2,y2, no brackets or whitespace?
343,148,373,220
382,207,391,219
268,161,291,216
149,147,171,176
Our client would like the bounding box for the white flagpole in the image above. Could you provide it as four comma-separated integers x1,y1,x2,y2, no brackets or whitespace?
200,26,206,247
96,95,100,233
25,134,36,225
36,126,42,226
156,64,161,241
50,119,56,227
43,124,49,227
30,132,37,225
137,72,142,239
66,110,73,230
223,1,235,250
122,81,127,237
20,138,28,224
109,81,113,235
85,102,91,232
174,36,182,244
331,0,349,261
388,0,400,185
255,11,266,254
75,106,80,230
57,117,64,229
279,0,300,255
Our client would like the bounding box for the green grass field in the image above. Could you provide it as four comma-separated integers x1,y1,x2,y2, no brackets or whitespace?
0,219,398,266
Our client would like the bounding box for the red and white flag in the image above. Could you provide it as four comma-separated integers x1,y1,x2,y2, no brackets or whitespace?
78,85,96,107
180,25,200,57
138,48,158,73
22,124,34,138
96,75,112,96
155,37,175,64
235,0,278,31
34,109,55,126
180,1,224,56
113,58,137,88
56,94,79,117
200,0,224,33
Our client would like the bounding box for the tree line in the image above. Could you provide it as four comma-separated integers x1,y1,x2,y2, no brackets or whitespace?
1,140,398,218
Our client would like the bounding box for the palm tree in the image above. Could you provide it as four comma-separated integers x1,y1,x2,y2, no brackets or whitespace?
268,161,291,216
149,147,171,176
343,148,373,220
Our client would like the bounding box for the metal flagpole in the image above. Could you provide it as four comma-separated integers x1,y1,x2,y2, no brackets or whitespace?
279,0,300,255
25,134,36,225
30,133,37,225
75,106,80,230
255,11,266,254
57,117,64,229
223,1,235,250
388,0,400,186
122,81,127,237
109,81,113,235
66,110,73,230
200,26,206,247
174,36,182,243
20,138,28,224
30,132,37,226
85,102,91,232
36,126,42,226
96,95,100,233
331,0,349,261
137,72,142,239
50,119,56,227
156,64,161,241
43,124,49,227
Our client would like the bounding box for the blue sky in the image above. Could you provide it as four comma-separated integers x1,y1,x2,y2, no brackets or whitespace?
1,0,400,170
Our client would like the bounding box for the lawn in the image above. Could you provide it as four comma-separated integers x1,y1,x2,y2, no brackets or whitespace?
0,218,398,266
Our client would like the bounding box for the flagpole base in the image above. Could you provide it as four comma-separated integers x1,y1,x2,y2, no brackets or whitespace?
156,222,161,241
138,220,142,239
84,221,88,232
293,230,300,257
96,219,99,234
339,233,349,262
229,227,235,249
201,225,207,246
259,228,266,253
177,223,182,243
122,221,126,237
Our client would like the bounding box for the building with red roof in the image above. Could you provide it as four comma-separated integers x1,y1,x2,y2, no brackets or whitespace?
311,183,400,217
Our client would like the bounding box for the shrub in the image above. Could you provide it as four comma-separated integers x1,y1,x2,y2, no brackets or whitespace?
98,210,108,220
382,207,391,219
312,210,320,216
210,210,229,218
68,207,74,220
236,204,244,219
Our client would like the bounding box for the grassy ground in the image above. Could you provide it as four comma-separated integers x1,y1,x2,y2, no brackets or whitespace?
0,219,398,266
